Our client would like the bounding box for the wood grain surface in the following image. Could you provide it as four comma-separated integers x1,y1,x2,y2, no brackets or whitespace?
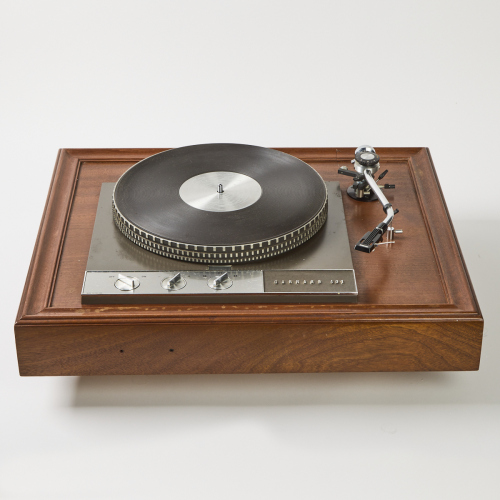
15,148,483,375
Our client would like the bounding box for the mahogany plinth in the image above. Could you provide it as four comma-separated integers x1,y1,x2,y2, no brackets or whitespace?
15,148,483,375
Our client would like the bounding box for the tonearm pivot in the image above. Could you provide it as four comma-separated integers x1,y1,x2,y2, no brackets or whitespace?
338,145,403,253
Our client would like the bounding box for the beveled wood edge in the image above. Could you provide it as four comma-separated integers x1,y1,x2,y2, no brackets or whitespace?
17,311,484,326
60,147,422,164
411,148,480,314
16,150,81,319
406,149,451,304
16,147,483,327
15,149,62,321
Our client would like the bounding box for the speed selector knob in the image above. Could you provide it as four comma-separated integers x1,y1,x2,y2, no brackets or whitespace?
208,272,233,290
161,272,187,291
114,274,140,291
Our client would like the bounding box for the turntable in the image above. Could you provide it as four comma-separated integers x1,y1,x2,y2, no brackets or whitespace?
15,145,483,375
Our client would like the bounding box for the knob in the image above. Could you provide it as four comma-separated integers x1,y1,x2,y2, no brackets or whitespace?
114,274,140,291
355,149,380,167
161,272,187,291
352,145,380,176
208,272,233,290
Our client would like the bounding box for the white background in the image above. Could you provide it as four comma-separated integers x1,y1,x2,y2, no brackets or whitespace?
1,0,500,498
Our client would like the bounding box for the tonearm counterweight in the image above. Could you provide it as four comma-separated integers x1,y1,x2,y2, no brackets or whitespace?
339,145,403,253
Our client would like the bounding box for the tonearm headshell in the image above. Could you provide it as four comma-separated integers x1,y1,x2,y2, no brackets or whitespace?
338,145,403,253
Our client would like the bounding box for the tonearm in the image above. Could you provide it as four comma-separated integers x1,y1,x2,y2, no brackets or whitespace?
338,145,403,253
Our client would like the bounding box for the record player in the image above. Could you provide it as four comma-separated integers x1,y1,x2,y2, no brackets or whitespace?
15,145,484,375
82,144,405,305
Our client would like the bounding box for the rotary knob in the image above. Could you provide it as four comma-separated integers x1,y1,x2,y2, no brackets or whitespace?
208,272,233,290
161,272,187,291
114,274,140,291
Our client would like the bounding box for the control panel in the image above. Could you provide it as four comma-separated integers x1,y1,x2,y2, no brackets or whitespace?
82,269,357,304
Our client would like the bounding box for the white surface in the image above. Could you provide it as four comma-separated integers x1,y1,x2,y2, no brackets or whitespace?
2,1,499,498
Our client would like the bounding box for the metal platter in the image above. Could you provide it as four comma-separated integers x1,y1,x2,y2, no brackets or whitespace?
179,171,262,212
113,143,328,263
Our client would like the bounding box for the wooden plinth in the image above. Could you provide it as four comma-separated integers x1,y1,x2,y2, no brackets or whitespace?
15,148,483,375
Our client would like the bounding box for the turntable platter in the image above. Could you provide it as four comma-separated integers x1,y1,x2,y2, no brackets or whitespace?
113,143,328,263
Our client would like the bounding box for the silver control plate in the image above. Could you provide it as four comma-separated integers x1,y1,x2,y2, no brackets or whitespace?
82,269,357,304
179,171,262,212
